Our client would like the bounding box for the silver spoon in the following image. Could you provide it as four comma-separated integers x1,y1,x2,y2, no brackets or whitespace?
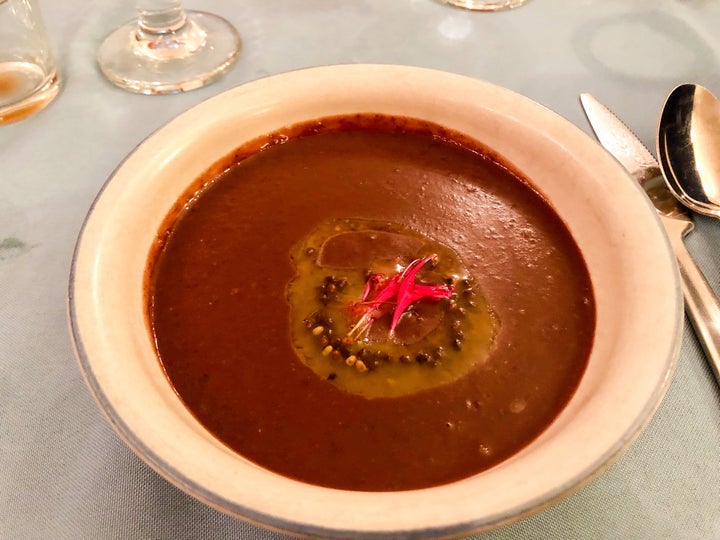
657,83,720,219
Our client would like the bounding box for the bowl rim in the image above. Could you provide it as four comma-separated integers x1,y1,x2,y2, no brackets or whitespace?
68,63,682,538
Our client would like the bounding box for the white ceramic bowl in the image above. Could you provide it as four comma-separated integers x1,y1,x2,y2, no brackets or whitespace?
68,65,682,538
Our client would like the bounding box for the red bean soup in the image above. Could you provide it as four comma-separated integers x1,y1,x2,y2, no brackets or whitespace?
146,115,596,491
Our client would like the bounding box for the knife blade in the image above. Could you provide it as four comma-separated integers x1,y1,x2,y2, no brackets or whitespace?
580,93,690,221
580,93,720,383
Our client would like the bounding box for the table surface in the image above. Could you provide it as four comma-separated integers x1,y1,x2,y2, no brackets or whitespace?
2,1,719,538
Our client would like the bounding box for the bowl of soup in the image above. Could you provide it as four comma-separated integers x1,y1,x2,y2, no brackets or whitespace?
68,64,681,537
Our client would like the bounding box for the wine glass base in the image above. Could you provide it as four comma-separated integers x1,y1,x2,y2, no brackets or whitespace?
440,0,530,11
97,10,241,95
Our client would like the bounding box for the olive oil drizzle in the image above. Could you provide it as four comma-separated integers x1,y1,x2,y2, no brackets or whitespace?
287,218,499,398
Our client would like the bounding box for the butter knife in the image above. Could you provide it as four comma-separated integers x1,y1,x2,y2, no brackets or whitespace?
580,93,720,383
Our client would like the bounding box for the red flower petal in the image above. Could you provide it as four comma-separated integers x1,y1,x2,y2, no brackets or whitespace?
346,255,455,342
390,256,434,332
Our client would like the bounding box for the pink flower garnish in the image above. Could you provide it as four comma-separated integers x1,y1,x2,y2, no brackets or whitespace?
346,255,454,341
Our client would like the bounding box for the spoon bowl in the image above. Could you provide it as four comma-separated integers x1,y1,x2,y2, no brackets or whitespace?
657,83,720,219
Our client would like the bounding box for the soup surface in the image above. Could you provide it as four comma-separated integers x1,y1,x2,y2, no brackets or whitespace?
148,115,595,491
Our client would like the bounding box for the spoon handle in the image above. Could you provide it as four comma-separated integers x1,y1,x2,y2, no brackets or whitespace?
667,219,720,382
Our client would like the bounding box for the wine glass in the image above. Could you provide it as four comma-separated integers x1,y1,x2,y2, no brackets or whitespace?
97,0,241,95
440,0,530,11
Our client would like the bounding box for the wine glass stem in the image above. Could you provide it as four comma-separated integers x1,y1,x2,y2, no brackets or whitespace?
136,0,187,34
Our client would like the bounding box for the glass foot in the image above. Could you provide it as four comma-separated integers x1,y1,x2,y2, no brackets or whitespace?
97,10,241,95
440,0,530,11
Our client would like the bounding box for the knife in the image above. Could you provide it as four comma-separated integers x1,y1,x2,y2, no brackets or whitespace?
580,93,720,383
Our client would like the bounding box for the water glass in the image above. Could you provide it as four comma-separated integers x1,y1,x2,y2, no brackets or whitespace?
0,0,59,124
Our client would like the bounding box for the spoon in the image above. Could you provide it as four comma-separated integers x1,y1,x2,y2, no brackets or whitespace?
657,83,720,219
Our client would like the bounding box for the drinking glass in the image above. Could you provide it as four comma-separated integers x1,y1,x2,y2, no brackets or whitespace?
0,0,60,124
97,0,241,95
440,0,530,11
